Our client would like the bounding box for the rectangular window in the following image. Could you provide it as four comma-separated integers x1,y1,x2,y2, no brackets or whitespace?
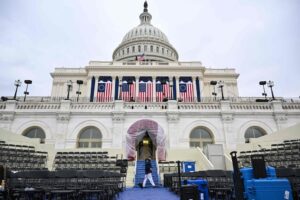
91,142,101,148
78,142,88,148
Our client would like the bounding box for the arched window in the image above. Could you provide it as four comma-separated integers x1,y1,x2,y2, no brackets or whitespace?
138,45,141,52
132,46,135,53
156,46,159,52
127,48,129,54
150,45,153,52
77,127,102,148
23,127,46,144
189,127,213,148
245,126,266,143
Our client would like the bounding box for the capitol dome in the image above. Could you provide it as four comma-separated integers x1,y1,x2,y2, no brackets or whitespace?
113,1,178,62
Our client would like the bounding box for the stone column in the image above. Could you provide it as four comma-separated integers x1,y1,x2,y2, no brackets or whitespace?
86,76,92,100
55,100,71,149
0,100,16,130
111,100,125,148
119,76,123,100
167,100,179,148
192,76,197,102
220,100,234,149
153,76,156,102
271,100,287,130
93,77,98,101
112,76,116,101
135,76,139,100
176,76,180,101
169,76,173,100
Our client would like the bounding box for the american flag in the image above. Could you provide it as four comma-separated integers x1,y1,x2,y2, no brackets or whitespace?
97,81,112,102
138,81,153,102
121,81,136,101
136,53,145,61
156,81,171,102
179,81,194,102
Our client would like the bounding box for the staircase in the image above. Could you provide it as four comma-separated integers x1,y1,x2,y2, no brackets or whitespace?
134,160,160,187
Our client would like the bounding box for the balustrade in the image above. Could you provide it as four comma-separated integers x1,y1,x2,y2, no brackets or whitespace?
71,103,114,110
282,103,300,110
178,103,220,110
16,102,60,110
124,102,167,110
0,98,299,114
230,103,272,110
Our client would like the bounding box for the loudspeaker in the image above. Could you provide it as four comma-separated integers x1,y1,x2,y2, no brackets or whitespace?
251,154,267,179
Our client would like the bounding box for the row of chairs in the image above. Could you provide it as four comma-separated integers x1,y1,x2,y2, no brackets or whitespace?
239,140,300,168
53,151,123,173
164,170,234,200
0,141,48,171
4,169,126,200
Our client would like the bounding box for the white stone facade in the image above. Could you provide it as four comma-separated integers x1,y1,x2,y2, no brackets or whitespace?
0,99,299,154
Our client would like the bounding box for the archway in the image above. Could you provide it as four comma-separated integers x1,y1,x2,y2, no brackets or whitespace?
126,119,166,161
136,132,155,160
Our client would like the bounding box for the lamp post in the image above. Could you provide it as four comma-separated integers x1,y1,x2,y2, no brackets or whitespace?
23,80,32,102
218,80,225,100
267,80,275,100
65,80,73,100
259,81,267,99
76,80,83,102
210,81,217,101
13,79,22,100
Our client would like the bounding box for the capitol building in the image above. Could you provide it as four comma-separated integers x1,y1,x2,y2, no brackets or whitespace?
0,1,299,169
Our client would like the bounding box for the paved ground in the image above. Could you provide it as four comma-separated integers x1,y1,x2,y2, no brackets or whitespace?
117,187,180,200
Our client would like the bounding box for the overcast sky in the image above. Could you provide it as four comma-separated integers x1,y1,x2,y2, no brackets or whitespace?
1,0,299,98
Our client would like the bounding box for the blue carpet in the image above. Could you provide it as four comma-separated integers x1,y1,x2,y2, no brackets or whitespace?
117,187,180,200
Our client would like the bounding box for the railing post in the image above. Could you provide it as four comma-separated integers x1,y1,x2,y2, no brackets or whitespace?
5,100,17,111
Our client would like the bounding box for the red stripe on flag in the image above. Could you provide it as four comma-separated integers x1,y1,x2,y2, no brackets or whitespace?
156,83,171,102
97,82,112,102
138,82,153,102
121,82,136,101
180,82,194,102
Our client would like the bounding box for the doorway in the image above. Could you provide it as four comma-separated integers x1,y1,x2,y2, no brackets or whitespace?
136,132,156,160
